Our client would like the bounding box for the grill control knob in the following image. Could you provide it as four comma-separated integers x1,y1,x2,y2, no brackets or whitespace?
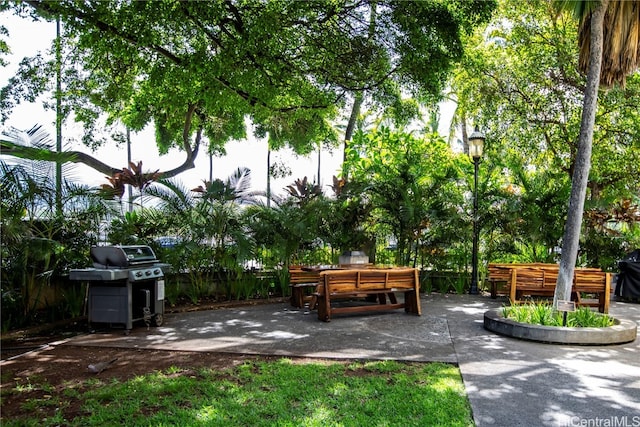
135,271,143,278
145,270,152,276
154,269,161,275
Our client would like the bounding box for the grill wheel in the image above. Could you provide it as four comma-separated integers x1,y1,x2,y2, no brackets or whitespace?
153,314,164,327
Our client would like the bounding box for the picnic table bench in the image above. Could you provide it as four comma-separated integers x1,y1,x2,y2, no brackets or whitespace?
314,268,421,322
289,264,375,309
288,266,322,309
488,263,612,313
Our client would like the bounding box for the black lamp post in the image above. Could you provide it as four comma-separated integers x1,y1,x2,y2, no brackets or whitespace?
468,127,485,295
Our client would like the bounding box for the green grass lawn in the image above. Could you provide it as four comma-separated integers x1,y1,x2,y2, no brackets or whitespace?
3,359,473,426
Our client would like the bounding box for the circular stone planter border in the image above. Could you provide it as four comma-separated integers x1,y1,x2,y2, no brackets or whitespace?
484,308,637,345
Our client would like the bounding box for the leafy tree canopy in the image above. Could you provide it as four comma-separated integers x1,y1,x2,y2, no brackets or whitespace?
453,0,640,200
0,0,495,179
453,0,640,265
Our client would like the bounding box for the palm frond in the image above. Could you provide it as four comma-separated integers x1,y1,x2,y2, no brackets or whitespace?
2,124,83,188
554,0,600,21
144,178,196,214
558,0,640,87
227,167,252,196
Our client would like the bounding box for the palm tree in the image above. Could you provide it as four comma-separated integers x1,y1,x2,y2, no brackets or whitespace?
553,0,640,307
191,167,257,205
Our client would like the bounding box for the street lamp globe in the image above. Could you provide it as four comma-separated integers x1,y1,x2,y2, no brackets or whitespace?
468,128,485,160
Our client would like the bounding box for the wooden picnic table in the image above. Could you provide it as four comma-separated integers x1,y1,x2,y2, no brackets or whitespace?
314,267,421,322
290,264,372,308
300,265,344,272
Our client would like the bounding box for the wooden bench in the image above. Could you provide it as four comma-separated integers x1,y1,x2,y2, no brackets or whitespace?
488,263,557,298
572,269,613,314
488,263,612,313
315,268,421,322
288,266,321,308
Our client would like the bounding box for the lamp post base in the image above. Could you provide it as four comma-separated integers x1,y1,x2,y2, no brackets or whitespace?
469,281,479,295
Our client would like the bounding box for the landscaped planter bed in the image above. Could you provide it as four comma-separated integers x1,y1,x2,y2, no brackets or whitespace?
484,308,637,345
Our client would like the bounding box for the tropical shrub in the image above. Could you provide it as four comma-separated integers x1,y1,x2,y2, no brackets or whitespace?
1,127,111,328
501,303,614,327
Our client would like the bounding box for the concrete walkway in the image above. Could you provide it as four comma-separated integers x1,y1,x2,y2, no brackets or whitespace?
67,293,640,427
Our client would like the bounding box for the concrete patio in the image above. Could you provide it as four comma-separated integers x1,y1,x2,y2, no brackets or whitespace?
67,293,640,427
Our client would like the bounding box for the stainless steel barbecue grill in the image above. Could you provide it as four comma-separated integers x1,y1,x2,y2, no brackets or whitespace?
70,245,169,332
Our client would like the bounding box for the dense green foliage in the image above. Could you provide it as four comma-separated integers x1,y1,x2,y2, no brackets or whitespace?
1,0,639,330
345,127,466,267
453,0,640,268
0,126,111,330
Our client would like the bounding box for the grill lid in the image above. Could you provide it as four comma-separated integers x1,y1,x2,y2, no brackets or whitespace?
90,245,158,268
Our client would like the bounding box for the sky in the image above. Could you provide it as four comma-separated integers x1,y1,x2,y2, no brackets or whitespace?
1,11,454,197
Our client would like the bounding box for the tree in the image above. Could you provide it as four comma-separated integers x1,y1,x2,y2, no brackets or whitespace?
449,0,640,273
125,169,258,299
320,175,372,256
339,0,497,175
553,0,640,307
245,196,329,267
345,127,460,266
191,166,257,205
1,1,496,180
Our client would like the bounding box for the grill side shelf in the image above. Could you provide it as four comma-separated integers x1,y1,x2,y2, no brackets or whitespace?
69,269,129,282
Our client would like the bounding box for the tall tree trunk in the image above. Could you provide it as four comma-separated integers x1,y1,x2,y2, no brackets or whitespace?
460,118,469,154
554,1,607,307
126,127,133,212
266,148,271,208
209,150,213,182
342,0,376,179
317,143,321,185
55,16,62,215
342,93,363,179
